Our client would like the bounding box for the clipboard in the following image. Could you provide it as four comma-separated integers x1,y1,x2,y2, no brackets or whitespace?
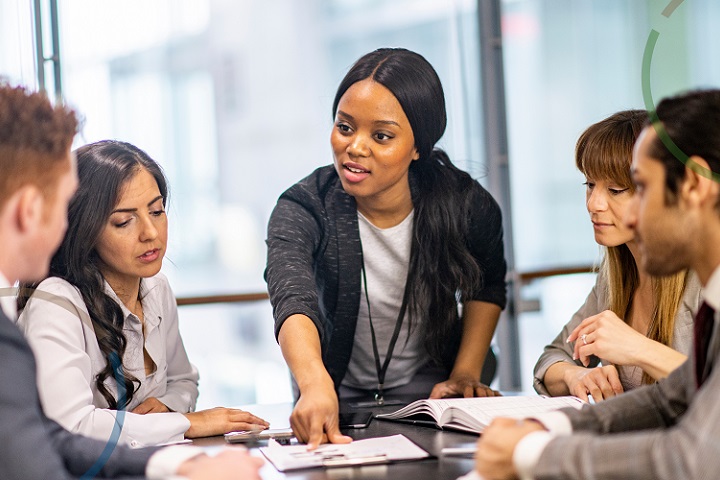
259,434,430,472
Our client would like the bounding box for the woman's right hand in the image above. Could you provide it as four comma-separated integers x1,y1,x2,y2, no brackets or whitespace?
183,407,269,438
277,314,352,449
291,379,352,449
562,364,624,402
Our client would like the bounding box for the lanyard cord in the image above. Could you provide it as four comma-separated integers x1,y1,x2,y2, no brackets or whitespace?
361,263,410,405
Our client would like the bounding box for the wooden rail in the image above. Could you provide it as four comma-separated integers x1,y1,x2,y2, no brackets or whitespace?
516,265,595,284
172,265,595,307
173,266,594,307
176,292,269,306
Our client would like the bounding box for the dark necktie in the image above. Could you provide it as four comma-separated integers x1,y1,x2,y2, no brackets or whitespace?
694,302,715,387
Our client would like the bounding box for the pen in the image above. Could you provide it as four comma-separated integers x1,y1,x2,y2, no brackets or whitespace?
322,454,388,467
440,446,476,456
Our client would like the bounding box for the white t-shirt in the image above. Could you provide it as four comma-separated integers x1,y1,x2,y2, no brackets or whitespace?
342,210,428,390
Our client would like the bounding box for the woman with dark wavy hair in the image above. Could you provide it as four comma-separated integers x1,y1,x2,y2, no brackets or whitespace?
265,48,507,447
17,140,268,446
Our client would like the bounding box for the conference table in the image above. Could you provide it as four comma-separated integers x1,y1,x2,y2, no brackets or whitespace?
192,395,479,479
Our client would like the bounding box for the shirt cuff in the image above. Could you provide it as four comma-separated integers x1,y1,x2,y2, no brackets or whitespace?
146,445,205,479
528,410,573,435
513,431,556,480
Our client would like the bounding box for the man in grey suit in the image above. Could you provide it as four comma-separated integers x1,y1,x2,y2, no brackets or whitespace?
0,83,263,479
474,89,720,480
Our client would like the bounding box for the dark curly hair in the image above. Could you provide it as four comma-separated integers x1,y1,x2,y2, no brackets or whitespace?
20,140,168,408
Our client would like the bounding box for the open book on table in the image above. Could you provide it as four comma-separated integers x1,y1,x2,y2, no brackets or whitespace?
375,395,585,434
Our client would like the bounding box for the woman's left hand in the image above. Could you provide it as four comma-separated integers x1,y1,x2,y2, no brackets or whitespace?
567,310,648,367
131,397,172,414
429,374,501,398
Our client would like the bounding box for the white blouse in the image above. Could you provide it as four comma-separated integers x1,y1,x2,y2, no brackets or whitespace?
17,273,198,446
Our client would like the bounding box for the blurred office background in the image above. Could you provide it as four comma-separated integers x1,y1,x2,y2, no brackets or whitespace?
1,0,718,407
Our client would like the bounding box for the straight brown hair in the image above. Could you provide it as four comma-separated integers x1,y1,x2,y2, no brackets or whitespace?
576,110,688,385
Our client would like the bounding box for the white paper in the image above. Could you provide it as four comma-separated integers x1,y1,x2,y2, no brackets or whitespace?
260,434,429,472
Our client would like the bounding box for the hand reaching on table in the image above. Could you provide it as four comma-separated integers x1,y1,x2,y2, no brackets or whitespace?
183,407,269,438
561,363,623,402
290,378,352,450
429,373,501,399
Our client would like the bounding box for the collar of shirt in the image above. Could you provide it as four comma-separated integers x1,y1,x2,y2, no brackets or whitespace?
703,266,720,313
0,270,17,319
102,276,162,332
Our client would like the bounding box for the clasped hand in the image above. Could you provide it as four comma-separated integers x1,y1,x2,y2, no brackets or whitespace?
567,310,647,367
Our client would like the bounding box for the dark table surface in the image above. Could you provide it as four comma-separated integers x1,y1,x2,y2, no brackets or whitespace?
192,394,479,479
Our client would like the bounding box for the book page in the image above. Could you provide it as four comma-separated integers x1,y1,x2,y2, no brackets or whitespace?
377,396,585,433
374,398,447,422
445,396,584,433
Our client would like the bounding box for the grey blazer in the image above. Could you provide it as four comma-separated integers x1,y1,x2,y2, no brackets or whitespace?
534,303,720,479
533,270,702,394
0,309,155,479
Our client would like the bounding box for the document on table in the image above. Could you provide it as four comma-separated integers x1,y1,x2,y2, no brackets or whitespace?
259,434,430,472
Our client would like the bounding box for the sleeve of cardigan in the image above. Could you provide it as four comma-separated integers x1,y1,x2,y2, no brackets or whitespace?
466,182,507,309
265,194,326,342
533,274,603,395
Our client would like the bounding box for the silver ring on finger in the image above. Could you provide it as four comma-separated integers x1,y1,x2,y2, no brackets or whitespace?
581,333,588,345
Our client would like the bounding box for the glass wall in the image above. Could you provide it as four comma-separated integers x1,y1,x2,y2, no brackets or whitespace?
502,0,720,391
3,0,718,402
49,0,484,407
0,0,35,86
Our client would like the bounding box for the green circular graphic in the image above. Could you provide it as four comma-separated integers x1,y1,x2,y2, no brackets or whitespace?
641,0,720,182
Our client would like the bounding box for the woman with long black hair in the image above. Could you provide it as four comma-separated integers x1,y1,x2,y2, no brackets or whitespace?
265,47,507,447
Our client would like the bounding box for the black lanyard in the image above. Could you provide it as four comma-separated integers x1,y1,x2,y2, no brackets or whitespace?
361,263,411,405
